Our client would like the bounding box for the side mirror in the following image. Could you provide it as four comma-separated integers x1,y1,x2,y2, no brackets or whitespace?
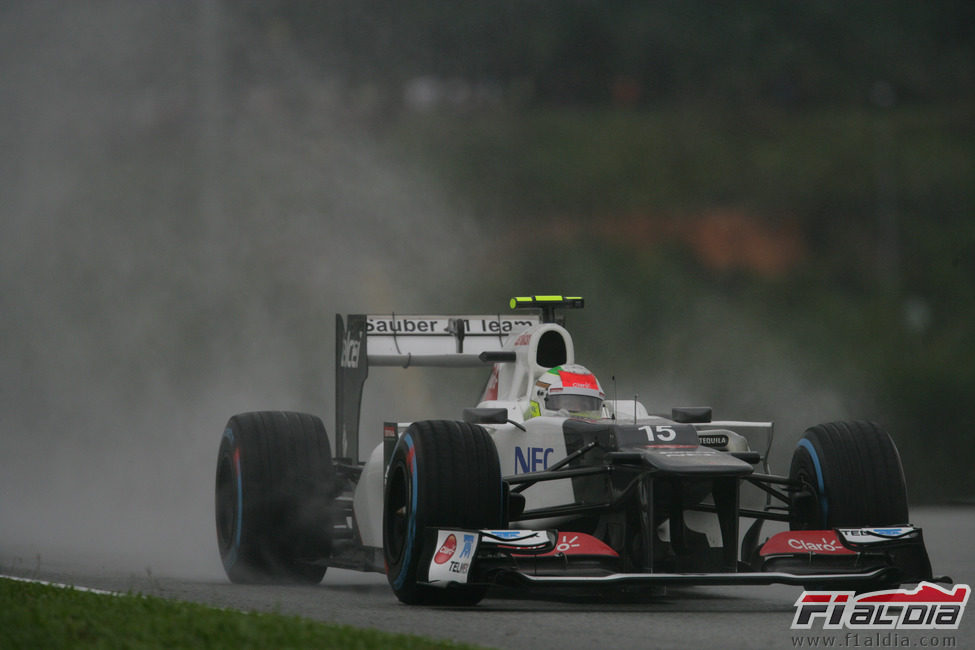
463,408,509,425
462,408,527,432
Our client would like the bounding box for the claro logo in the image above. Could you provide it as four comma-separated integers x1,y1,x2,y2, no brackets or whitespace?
434,534,457,565
759,530,854,558
340,330,361,368
788,536,841,552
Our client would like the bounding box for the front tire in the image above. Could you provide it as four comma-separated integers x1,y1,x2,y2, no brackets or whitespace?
383,420,504,606
215,411,336,584
789,420,909,529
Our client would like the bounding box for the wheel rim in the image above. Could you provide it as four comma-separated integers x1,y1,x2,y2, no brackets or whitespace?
215,451,238,553
384,462,410,564
790,446,826,530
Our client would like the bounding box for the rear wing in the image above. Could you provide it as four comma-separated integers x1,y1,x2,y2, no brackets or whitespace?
334,313,539,461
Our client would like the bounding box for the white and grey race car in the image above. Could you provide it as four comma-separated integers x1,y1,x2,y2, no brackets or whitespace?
214,295,943,605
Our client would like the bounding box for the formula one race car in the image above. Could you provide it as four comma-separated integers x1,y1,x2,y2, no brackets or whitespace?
214,295,942,605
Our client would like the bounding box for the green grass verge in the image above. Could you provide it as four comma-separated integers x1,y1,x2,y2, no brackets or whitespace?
0,577,486,649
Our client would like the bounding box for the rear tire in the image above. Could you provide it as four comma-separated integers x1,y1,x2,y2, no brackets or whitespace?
383,420,504,606
789,420,908,529
215,411,336,584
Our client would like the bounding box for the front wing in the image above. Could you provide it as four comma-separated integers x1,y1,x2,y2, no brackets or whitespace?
417,526,938,592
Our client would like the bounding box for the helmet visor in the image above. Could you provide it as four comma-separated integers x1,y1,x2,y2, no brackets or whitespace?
545,393,603,418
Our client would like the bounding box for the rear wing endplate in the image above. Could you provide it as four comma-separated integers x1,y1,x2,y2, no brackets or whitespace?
334,313,538,461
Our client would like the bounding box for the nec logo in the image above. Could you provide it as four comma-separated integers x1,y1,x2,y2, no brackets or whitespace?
514,447,554,474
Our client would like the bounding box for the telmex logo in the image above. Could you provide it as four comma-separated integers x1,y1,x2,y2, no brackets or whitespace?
484,530,524,539
792,582,970,630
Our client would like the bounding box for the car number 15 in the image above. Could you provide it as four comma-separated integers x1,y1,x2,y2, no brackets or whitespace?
640,425,677,442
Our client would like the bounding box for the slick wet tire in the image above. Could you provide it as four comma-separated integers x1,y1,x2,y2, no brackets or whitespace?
215,411,336,584
789,420,909,530
383,420,504,606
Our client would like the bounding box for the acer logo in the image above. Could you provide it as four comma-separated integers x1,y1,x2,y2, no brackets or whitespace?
340,330,361,368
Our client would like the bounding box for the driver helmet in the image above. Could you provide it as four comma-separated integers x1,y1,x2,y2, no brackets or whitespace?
530,364,605,419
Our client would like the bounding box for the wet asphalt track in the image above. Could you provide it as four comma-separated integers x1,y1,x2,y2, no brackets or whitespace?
3,507,973,649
